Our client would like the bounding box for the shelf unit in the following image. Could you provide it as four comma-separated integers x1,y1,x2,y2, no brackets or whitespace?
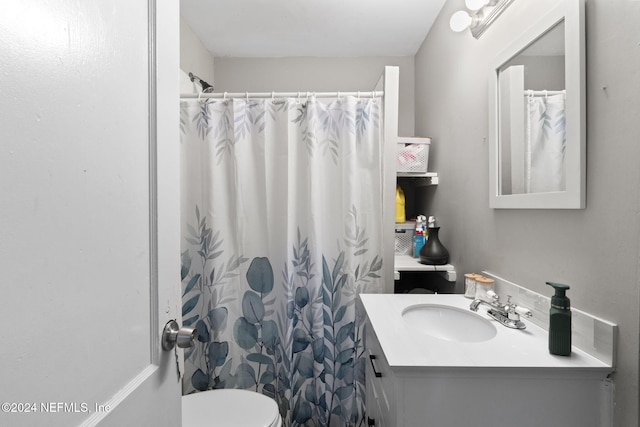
395,168,456,283
396,171,439,185
393,254,456,282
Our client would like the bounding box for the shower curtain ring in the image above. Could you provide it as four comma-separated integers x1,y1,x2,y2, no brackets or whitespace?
544,90,548,100
198,91,202,102
245,92,249,101
337,91,341,99
272,91,275,99
357,91,361,99
223,92,228,100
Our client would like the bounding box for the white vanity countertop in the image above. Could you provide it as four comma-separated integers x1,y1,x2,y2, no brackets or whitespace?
360,293,612,371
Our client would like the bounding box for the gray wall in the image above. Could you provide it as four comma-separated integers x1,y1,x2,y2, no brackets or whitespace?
512,56,565,91
214,56,415,136
415,1,640,425
180,17,215,85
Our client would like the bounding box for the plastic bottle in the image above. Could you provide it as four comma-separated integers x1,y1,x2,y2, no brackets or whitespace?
412,216,424,258
422,215,430,242
395,186,406,223
413,228,424,258
426,216,435,243
547,282,572,356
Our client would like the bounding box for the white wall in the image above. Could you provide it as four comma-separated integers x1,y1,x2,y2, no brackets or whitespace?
180,17,215,89
415,1,640,425
214,56,415,136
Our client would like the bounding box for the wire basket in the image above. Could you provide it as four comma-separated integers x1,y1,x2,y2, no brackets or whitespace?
397,137,431,173
394,222,415,255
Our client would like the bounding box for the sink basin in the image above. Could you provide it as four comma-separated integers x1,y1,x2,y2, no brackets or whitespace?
401,304,497,343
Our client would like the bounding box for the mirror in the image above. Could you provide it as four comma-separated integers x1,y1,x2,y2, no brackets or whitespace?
489,0,585,209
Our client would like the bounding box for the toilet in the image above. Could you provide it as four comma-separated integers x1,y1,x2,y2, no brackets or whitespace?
182,389,282,427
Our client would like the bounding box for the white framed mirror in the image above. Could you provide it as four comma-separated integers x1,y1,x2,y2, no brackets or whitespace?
489,0,585,209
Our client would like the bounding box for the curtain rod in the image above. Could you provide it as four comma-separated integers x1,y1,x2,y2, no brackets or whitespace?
523,90,566,96
180,91,384,100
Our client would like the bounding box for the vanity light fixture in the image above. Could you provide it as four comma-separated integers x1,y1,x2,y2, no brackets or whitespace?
449,0,515,38
465,0,491,11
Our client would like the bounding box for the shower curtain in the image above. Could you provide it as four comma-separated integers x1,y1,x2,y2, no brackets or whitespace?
526,93,566,193
179,95,385,426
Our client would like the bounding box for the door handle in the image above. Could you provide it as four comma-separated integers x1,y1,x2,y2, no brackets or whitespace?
161,319,196,350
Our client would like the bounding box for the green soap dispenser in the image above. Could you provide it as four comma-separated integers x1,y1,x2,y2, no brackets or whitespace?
547,282,572,356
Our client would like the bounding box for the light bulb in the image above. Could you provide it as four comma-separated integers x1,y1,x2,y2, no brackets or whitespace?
465,0,490,11
449,11,472,32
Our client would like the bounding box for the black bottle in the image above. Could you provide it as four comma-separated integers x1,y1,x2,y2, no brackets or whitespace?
547,282,572,356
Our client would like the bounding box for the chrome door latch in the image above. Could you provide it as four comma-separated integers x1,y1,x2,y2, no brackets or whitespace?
161,320,196,351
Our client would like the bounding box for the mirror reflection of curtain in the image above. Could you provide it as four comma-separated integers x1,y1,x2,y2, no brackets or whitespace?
526,94,566,193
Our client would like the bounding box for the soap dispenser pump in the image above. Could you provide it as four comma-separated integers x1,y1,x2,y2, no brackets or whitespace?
547,282,572,356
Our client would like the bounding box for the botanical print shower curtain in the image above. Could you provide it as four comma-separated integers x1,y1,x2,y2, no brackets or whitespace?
179,96,385,426
526,94,566,193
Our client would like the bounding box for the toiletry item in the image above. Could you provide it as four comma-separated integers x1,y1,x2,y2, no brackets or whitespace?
424,215,433,241
427,215,435,229
417,215,426,229
413,228,424,258
547,282,572,356
395,185,406,223
474,276,495,301
418,215,427,241
412,216,426,258
419,216,449,265
464,273,482,299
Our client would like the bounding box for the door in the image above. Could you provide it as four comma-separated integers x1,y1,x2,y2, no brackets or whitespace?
0,1,181,426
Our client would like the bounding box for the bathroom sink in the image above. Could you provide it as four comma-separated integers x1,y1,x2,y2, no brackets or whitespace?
401,304,497,343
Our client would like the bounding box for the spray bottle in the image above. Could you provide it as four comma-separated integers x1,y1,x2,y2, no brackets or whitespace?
413,216,426,258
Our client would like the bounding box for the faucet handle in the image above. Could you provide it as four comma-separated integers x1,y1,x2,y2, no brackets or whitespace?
514,305,532,318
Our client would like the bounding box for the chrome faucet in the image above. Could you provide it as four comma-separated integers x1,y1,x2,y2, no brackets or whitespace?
470,291,532,329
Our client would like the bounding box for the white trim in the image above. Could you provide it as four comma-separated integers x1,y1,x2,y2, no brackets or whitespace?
381,67,400,292
78,366,159,427
147,0,160,367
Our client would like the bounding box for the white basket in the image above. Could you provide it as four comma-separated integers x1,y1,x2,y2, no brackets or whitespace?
397,137,431,173
394,222,415,255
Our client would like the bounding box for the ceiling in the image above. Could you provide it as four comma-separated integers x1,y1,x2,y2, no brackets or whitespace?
180,0,448,58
